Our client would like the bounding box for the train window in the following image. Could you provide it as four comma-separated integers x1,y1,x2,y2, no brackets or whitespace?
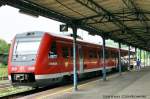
112,52,116,58
71,47,73,57
98,51,102,58
93,51,97,58
105,49,109,59
62,47,69,58
14,41,40,55
89,50,97,58
89,50,93,58
49,42,57,58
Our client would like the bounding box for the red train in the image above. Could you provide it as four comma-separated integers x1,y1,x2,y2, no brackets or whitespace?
8,31,130,87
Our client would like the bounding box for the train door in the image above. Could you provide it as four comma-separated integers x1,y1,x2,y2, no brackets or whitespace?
78,45,84,73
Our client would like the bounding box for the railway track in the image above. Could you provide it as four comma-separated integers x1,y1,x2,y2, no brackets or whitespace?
0,83,64,99
0,75,100,98
0,83,11,89
0,80,11,89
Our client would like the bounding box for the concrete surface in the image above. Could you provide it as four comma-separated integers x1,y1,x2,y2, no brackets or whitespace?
20,67,150,99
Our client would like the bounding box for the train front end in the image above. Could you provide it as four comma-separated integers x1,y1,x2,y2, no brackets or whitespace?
8,31,44,87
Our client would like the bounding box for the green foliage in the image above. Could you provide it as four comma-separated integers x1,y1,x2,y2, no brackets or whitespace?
0,39,10,54
0,39,9,65
0,63,7,68
0,67,7,78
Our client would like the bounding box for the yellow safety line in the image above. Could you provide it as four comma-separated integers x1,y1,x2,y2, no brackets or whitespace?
37,80,98,99
37,73,121,99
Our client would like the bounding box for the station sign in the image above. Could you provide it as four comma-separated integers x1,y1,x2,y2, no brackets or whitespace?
60,24,68,32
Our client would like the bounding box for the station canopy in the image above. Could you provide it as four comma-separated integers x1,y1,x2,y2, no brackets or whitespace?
1,0,150,50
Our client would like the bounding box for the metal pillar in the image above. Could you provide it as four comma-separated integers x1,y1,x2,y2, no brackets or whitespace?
140,49,141,61
118,42,121,74
146,51,148,67
148,52,150,66
135,48,137,60
128,46,131,70
72,24,78,91
102,37,106,81
145,51,147,67
144,51,145,67
148,52,149,66
146,51,149,66
139,49,141,67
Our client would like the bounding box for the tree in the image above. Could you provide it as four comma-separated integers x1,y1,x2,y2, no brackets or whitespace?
0,39,10,54
0,39,10,66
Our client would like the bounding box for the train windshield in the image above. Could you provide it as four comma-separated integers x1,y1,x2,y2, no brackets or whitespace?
14,41,40,55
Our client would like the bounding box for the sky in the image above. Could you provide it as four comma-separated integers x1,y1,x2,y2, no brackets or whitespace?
0,5,102,44
0,5,133,51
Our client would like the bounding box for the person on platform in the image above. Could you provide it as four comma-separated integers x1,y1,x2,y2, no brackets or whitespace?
136,59,141,70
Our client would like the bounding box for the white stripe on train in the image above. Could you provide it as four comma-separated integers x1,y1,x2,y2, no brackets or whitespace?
8,66,116,80
35,66,116,80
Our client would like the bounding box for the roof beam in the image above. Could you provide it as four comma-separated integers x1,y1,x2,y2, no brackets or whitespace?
107,27,150,34
87,18,150,24
79,11,150,21
1,0,106,36
122,0,149,33
76,0,124,29
76,0,147,48
1,0,73,24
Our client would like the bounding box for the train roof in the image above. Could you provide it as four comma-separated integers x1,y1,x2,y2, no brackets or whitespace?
48,32,134,53
15,31,134,53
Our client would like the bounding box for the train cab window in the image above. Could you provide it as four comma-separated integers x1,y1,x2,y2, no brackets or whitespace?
62,47,69,58
49,42,57,58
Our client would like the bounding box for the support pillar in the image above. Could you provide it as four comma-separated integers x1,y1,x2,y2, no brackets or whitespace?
72,24,78,91
145,51,147,67
128,46,131,70
118,42,121,74
144,51,145,67
135,48,137,70
135,48,137,60
148,51,150,66
140,49,142,67
102,37,106,81
147,51,148,66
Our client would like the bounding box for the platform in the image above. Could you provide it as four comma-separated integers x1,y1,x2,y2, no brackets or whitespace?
21,67,150,99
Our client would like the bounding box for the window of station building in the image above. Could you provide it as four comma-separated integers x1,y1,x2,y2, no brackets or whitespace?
62,47,69,58
49,41,57,58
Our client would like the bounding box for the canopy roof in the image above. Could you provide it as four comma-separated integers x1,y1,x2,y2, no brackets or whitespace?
1,0,150,50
